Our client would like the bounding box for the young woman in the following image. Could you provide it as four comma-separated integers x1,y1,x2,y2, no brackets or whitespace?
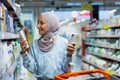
20,12,76,80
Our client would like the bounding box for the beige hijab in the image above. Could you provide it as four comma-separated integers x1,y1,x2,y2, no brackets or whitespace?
38,12,60,52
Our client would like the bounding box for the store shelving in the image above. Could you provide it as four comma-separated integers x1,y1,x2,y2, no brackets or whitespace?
1,73,9,80
86,35,120,38
1,49,21,80
87,52,120,63
83,59,105,70
81,20,120,78
84,25,120,31
83,58,120,77
1,63,17,80
85,43,116,49
0,0,22,80
1,0,19,21
0,31,19,41
85,43,120,50
1,0,23,27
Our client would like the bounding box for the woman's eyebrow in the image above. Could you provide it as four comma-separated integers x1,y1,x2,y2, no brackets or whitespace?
38,20,44,22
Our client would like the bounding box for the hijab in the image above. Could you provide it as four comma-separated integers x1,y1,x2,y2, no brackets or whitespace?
38,12,60,52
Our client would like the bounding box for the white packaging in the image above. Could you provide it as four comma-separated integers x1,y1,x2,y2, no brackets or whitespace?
18,29,29,49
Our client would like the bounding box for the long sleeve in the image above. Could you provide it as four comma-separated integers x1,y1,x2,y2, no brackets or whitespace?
61,39,73,73
62,52,72,72
21,42,38,74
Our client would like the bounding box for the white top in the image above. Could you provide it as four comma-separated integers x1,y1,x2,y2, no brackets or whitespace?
21,36,72,80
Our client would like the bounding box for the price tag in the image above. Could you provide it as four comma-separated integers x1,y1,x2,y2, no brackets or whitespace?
103,24,110,30
117,16,120,21
104,69,114,75
28,71,32,76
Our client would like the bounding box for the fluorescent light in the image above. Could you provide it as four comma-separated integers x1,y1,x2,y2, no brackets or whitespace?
92,2,104,5
46,0,53,1
66,3,81,6
28,0,33,1
60,19,69,25
51,10,54,13
108,9,117,14
115,2,120,5
76,20,81,23
71,11,78,18
81,19,85,22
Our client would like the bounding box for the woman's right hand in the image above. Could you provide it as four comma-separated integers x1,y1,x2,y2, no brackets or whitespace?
20,37,29,54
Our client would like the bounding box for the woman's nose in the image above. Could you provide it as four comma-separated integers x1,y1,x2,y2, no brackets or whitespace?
37,24,40,28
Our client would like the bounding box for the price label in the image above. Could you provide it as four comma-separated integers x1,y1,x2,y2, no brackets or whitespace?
28,71,32,76
104,69,114,75
103,24,110,30
81,2,93,11
117,16,120,21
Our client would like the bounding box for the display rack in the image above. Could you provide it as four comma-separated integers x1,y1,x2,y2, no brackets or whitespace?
81,20,120,78
0,0,23,80
1,0,21,22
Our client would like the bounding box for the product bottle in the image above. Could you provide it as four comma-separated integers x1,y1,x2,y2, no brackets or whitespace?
18,28,29,49
69,33,76,44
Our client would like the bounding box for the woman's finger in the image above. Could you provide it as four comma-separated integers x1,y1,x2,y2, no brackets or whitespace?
71,42,76,47
68,44,76,49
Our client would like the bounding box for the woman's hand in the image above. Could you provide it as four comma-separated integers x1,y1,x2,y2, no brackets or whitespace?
20,36,29,54
67,42,76,57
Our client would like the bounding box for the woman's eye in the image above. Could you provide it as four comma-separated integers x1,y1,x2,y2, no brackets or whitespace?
38,21,44,25
41,22,44,25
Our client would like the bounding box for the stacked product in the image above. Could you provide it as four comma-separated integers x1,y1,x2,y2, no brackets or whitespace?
81,18,120,78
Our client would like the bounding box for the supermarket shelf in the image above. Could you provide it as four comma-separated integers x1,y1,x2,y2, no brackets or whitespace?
0,31,19,41
83,59,120,77
86,35,120,38
8,49,21,74
1,73,9,80
85,25,120,31
1,0,23,27
14,48,21,60
1,50,21,80
1,61,17,80
1,0,15,11
87,52,120,63
85,43,120,50
1,0,19,20
82,59,105,70
8,61,17,74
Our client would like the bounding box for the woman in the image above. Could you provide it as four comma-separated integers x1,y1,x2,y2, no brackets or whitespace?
20,12,76,80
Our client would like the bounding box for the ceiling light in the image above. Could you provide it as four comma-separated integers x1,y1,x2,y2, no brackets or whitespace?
46,0,53,1
28,0,33,1
71,11,78,18
81,19,85,22
66,3,81,6
51,10,54,13
115,2,120,5
92,2,104,5
108,9,117,14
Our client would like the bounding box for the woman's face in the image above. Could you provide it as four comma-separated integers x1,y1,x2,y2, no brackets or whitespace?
37,15,48,35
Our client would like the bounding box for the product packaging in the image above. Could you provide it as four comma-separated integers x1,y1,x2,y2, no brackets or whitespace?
18,29,29,49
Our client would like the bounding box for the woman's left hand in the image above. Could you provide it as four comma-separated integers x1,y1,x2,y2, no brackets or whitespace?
67,42,76,57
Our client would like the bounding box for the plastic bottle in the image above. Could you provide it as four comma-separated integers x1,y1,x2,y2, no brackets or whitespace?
18,29,29,49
